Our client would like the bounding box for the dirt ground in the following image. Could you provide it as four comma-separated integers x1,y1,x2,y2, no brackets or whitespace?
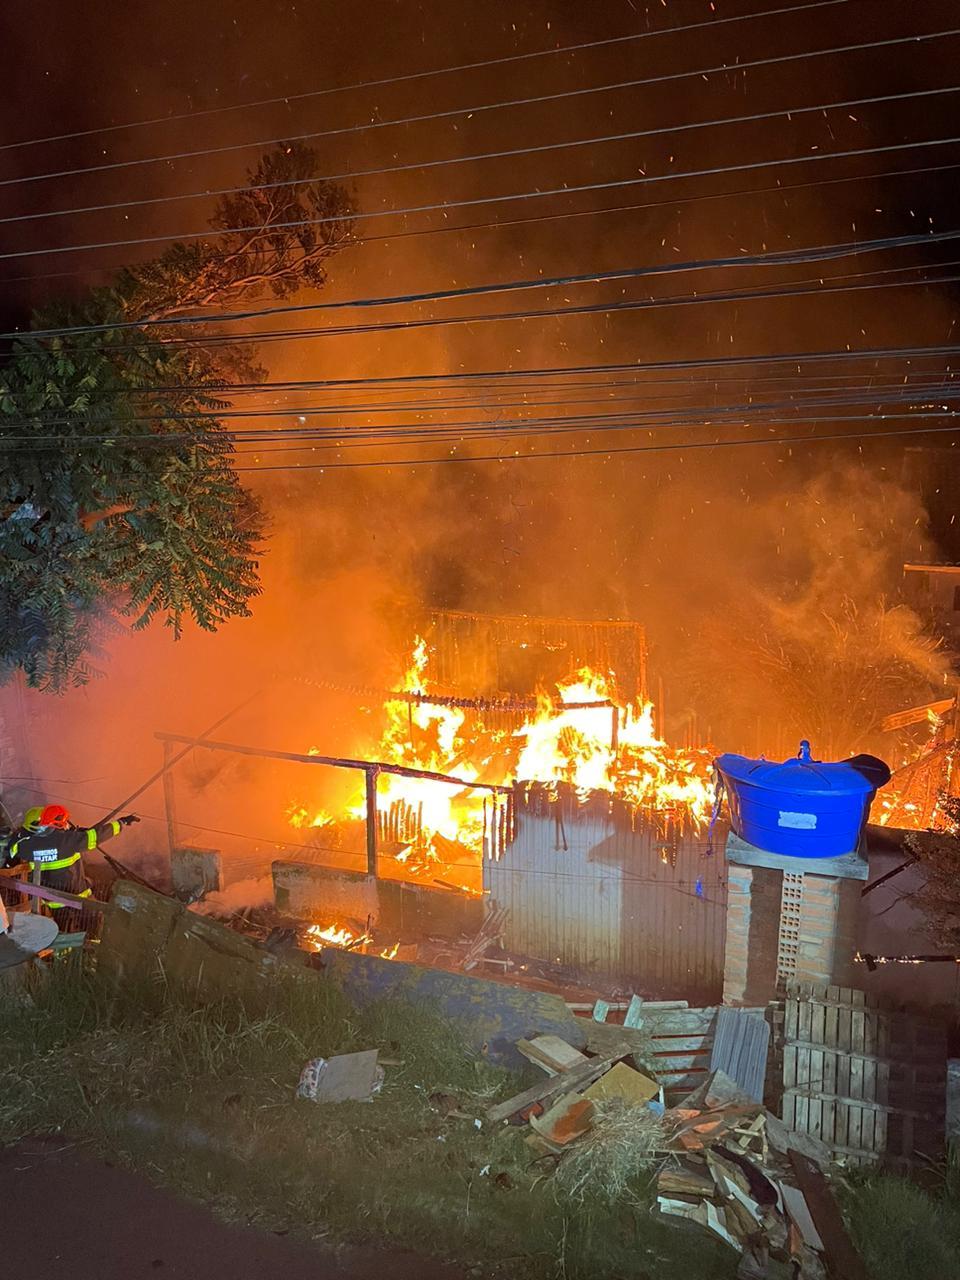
0,1141,466,1280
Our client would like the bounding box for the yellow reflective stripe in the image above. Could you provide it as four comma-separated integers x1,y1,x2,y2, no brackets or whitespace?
86,828,98,850
111,820,121,837
47,888,92,908
40,852,82,871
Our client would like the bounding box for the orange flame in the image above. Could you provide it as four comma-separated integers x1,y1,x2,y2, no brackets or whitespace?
287,638,714,884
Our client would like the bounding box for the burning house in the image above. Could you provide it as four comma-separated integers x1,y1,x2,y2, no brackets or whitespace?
156,614,718,995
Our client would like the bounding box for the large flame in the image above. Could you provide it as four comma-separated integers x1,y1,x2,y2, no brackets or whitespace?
515,667,714,823
286,637,714,885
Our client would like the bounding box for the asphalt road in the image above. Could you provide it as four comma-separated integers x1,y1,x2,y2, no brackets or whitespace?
0,1141,466,1280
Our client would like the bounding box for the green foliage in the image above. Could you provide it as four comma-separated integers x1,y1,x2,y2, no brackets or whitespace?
0,298,264,689
0,144,354,691
844,1174,960,1280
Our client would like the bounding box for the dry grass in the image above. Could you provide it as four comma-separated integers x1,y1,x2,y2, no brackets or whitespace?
554,1100,672,1204
0,957,737,1280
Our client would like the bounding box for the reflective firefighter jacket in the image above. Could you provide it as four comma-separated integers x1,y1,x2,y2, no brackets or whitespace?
5,819,122,908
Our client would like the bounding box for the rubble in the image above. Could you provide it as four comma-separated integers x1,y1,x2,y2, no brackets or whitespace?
492,1015,867,1278
296,1050,384,1103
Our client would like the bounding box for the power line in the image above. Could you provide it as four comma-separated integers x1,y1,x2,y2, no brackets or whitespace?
8,79,956,231
6,365,959,447
7,154,960,292
8,128,960,265
228,420,960,473
10,227,960,344
5,343,956,411
4,21,946,193
12,259,960,364
6,392,960,454
8,341,956,416
0,0,853,155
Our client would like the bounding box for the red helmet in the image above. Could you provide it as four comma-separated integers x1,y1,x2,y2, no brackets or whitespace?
40,803,71,829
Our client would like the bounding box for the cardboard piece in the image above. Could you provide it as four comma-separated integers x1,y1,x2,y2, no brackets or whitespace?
584,1061,659,1105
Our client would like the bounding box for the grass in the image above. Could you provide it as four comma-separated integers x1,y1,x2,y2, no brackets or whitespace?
843,1169,960,1280
0,953,737,1280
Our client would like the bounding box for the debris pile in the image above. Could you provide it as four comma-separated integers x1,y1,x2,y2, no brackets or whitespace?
487,1028,859,1280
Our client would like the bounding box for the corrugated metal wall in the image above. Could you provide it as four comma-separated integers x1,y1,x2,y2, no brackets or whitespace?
485,802,727,1001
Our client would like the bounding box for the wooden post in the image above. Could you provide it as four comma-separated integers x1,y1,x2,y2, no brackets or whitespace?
162,740,180,859
365,767,379,878
610,705,619,756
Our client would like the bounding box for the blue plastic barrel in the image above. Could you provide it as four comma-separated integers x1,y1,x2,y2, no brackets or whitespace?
714,740,890,858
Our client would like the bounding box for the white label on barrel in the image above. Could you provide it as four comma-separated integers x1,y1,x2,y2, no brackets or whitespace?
778,811,817,829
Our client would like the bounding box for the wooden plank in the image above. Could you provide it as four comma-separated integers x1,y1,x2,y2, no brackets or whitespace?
848,999,867,1157
823,995,839,1152
646,1053,714,1073
795,996,813,1139
788,989,884,1012
781,1089,940,1120
861,1010,878,1154
783,1038,798,1133
809,998,826,1141
789,1151,869,1280
648,1034,714,1054
782,1038,909,1067
486,1053,621,1124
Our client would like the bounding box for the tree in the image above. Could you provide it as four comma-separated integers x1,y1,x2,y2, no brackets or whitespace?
687,593,945,759
0,145,354,691
906,795,960,950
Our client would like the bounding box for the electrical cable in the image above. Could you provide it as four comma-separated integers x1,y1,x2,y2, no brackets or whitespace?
4,21,948,192
0,0,853,155
8,129,960,265
7,79,956,229
6,395,960,458
15,261,960,361
7,153,960,292
25,341,960,399
228,419,960,472
11,225,960,343
5,375,959,450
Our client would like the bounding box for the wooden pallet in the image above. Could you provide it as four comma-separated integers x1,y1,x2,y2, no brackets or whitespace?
781,982,947,1166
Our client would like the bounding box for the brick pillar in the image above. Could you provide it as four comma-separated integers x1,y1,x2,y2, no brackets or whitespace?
723,863,783,1006
794,873,860,986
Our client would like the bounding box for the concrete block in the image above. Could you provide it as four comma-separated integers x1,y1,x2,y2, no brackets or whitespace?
171,846,222,899
272,861,380,922
100,879,311,1005
271,861,485,940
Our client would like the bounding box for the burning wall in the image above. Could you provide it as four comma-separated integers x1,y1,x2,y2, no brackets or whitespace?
283,632,714,894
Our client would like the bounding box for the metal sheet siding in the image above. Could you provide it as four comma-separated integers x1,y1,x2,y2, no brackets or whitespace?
485,810,727,1000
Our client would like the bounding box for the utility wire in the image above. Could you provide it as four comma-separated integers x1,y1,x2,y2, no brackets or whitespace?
228,420,960,473
7,154,960,292
11,226,960,343
6,392,960,454
6,365,959,446
12,259,960,362
0,0,853,155
3,21,946,192
6,345,959,419
7,129,960,264
7,77,956,229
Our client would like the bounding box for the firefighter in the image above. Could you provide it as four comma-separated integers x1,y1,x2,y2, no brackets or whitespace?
6,803,140,924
